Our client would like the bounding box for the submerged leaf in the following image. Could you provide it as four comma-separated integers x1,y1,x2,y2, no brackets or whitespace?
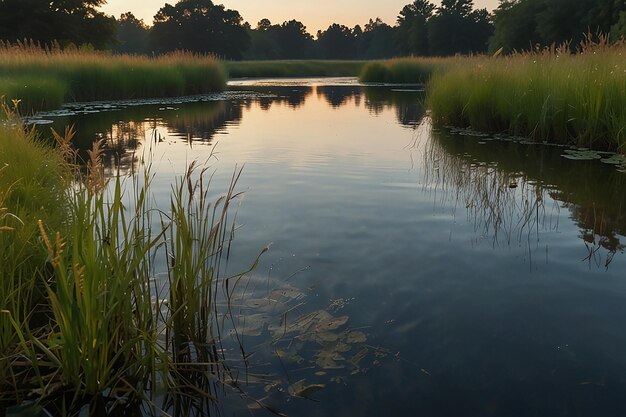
288,379,326,399
315,355,345,369
344,330,367,344
316,315,349,331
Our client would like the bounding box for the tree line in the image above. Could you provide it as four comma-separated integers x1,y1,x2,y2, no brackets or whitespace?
1,0,625,58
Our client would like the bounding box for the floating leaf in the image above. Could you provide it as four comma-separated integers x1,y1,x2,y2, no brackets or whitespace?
269,287,304,300
288,379,326,399
350,347,369,369
562,149,602,160
332,341,352,353
316,315,349,331
344,330,367,344
317,331,340,343
315,355,345,369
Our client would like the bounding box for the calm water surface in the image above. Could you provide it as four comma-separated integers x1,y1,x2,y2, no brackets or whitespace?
37,78,626,416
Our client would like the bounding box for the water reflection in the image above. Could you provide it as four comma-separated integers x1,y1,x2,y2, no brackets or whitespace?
424,125,626,269
30,81,626,416
363,87,425,126
43,86,426,174
40,84,626,270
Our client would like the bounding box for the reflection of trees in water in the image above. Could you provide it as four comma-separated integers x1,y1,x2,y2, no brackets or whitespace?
100,121,144,176
424,121,626,268
53,100,244,175
227,85,425,125
363,87,426,127
316,86,361,108
232,86,313,110
54,85,428,174
165,101,241,141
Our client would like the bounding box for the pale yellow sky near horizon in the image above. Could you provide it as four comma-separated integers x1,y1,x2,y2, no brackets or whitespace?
101,0,500,33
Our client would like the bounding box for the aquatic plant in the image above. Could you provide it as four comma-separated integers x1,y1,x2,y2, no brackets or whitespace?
427,41,626,151
226,60,366,78
0,101,262,415
0,41,227,113
358,57,456,84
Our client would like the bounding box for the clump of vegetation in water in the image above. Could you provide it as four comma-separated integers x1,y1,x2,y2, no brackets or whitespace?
0,101,260,415
358,57,456,84
226,60,367,78
427,37,626,151
0,41,227,113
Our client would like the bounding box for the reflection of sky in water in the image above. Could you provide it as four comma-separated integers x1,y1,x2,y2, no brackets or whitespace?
40,81,626,416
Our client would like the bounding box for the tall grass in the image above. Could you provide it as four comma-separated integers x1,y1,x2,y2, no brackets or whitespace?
427,42,626,151
0,42,227,113
358,57,457,84
0,101,258,414
226,60,366,78
0,102,71,405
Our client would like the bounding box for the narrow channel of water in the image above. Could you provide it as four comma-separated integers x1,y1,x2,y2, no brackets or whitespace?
36,78,626,416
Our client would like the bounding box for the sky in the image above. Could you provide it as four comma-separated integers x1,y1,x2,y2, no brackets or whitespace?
100,0,500,34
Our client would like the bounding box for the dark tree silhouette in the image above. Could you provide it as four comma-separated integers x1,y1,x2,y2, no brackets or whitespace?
428,0,493,55
316,24,359,59
361,18,399,58
396,0,436,55
114,12,149,54
245,19,313,59
0,0,115,48
150,0,250,59
490,0,626,53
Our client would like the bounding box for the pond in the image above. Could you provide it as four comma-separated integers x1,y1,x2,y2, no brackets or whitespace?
34,78,626,416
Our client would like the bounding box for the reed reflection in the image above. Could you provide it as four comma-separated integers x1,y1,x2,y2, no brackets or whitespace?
363,87,425,127
423,123,626,269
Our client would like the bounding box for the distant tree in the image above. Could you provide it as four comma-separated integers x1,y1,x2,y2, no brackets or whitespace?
490,0,626,52
257,18,272,31
0,0,115,48
361,18,399,58
114,12,149,54
150,0,250,59
396,0,436,55
275,20,314,58
585,0,624,35
535,0,592,46
316,24,359,59
428,0,493,55
611,11,626,39
244,18,313,59
489,0,543,52
244,18,281,59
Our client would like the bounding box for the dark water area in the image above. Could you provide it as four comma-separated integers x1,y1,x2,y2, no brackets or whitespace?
33,78,626,417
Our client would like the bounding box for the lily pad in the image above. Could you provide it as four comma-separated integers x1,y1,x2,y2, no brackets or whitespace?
288,379,326,399
315,355,345,369
561,149,602,161
344,330,367,344
316,315,349,331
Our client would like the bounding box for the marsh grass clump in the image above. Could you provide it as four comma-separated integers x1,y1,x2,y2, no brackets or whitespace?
0,42,227,113
0,101,258,415
226,60,366,78
358,57,457,84
427,40,626,151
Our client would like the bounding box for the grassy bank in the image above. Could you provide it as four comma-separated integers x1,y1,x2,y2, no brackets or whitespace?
0,42,226,113
427,44,626,151
358,57,457,84
0,104,256,415
226,60,366,78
